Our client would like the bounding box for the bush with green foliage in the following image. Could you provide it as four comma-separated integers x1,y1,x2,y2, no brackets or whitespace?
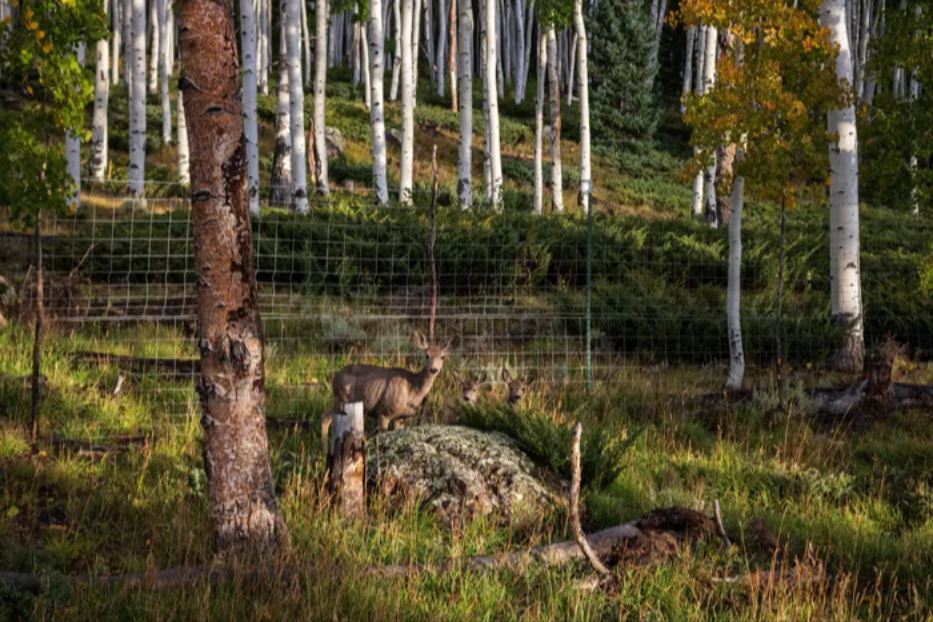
459,404,633,489
587,0,658,151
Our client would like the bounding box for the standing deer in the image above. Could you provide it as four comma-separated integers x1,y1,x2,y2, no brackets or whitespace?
322,330,453,442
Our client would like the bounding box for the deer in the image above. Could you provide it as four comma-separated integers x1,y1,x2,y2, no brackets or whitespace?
499,368,529,406
322,330,453,443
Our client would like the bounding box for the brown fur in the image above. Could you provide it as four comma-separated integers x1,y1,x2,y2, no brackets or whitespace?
322,331,452,443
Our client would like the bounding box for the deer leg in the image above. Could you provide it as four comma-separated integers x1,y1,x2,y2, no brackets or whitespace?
320,412,333,449
377,414,391,431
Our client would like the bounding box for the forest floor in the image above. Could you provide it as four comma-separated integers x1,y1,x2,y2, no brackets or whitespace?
1,76,932,620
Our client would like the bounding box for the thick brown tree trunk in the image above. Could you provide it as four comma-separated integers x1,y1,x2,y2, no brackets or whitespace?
177,0,289,554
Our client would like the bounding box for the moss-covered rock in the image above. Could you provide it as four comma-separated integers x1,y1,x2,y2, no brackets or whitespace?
367,425,565,526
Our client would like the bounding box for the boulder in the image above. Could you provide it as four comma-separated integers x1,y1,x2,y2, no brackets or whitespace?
367,425,565,526
325,127,346,160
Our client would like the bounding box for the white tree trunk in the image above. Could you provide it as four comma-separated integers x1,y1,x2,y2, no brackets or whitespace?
821,0,864,372
547,27,563,212
239,0,261,213
361,20,372,108
494,0,503,93
519,0,534,102
314,0,330,194
436,0,448,97
90,0,110,182
287,0,310,213
176,91,190,184
412,0,423,99
111,0,121,85
691,25,705,218
369,0,389,204
725,171,745,390
909,66,920,215
390,0,402,100
484,0,503,208
424,0,436,87
573,0,590,215
258,0,270,95
456,0,473,208
123,0,133,92
148,0,159,94
650,0,667,71
66,44,86,206
399,0,415,204
681,25,695,113
128,0,147,196
271,22,292,205
449,0,458,111
702,25,718,227
159,0,171,147
566,32,576,106
301,0,312,84
480,0,491,194
854,0,870,99
512,0,525,105
533,28,545,214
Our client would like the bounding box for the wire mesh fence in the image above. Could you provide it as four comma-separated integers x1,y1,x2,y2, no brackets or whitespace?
4,180,932,426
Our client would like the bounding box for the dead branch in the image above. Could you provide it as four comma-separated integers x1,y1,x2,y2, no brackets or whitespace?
570,423,611,576
713,499,731,548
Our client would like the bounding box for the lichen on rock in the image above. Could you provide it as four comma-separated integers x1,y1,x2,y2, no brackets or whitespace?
367,425,565,526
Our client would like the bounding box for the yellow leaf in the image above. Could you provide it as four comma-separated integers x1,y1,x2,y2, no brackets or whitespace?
42,41,53,53
36,29,45,39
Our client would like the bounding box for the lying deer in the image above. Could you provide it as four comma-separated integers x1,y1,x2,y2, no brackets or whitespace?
441,368,530,424
322,330,453,442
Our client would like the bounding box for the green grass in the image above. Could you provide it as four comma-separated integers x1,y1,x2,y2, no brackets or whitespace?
0,321,931,620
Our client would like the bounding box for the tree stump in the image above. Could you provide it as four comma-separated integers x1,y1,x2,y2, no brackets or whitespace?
326,401,366,518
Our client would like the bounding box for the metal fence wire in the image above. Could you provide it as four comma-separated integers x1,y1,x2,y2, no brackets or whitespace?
5,181,932,422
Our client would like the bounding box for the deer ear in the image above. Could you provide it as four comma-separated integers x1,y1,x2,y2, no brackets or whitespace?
412,330,428,350
501,367,512,382
478,370,489,383
444,335,458,351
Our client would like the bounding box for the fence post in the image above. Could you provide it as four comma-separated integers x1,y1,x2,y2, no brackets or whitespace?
584,180,593,391
326,401,366,518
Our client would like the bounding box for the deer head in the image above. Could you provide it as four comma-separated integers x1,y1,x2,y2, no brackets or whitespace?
459,370,488,404
413,330,453,377
501,368,529,405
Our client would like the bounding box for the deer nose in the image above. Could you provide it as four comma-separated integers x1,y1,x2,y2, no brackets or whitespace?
430,367,440,374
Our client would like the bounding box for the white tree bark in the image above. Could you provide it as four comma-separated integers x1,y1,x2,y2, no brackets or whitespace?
424,0,436,87
66,44,86,206
399,0,415,204
436,0,448,97
412,0,423,99
518,0,534,102
158,0,171,147
287,0,310,212
484,0,503,208
390,0,402,100
369,0,390,205
176,91,190,184
512,0,525,105
821,0,864,372
148,0,159,94
704,26,718,228
725,170,745,390
566,32,576,106
123,0,133,92
111,0,121,85
449,0,458,111
314,0,330,194
239,0,261,213
271,22,292,205
300,0,312,85
681,25,695,114
650,0,667,71
480,0,491,194
90,0,110,182
546,27,563,212
258,0,271,95
457,0,473,208
533,28,545,214
361,20,372,108
854,0,870,99
573,0,590,215
909,67,920,215
128,0,147,196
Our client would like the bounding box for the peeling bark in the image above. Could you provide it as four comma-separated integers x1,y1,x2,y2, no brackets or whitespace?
177,0,289,553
